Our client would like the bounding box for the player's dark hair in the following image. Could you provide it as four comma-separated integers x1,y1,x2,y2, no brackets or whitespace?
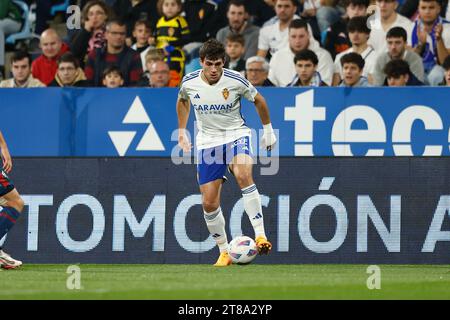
346,0,370,8
11,50,31,66
57,52,80,68
289,19,309,32
102,65,124,79
199,39,226,61
386,27,407,41
347,16,370,34
294,49,318,65
384,59,410,78
226,33,245,46
443,55,450,71
340,52,365,70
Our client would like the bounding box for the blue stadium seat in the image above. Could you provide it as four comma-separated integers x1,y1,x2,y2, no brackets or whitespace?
50,0,70,16
5,0,39,46
321,30,328,46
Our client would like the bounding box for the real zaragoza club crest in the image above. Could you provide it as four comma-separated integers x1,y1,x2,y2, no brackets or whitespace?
222,88,229,100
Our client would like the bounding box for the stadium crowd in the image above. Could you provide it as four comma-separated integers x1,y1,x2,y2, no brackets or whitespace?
0,0,449,88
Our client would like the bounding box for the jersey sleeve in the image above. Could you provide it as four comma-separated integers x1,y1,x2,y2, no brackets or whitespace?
241,78,258,102
178,81,189,100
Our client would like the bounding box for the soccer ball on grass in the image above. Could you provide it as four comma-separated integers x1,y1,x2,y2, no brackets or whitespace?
228,235,258,265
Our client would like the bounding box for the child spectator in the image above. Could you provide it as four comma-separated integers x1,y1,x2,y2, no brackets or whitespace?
49,52,89,87
0,51,45,88
131,19,155,54
102,65,125,88
155,0,190,83
339,52,370,86
288,49,328,86
224,33,246,75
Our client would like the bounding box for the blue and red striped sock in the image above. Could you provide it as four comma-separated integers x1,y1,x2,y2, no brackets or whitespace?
0,206,20,240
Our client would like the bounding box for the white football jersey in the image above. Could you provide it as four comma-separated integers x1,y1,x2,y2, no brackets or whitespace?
178,68,258,150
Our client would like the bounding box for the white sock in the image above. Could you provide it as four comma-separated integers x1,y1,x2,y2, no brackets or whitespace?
242,184,266,238
204,207,228,253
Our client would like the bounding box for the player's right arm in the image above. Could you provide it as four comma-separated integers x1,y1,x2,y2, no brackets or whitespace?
176,97,192,152
0,131,12,173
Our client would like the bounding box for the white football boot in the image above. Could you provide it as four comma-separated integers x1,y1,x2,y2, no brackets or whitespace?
0,249,22,269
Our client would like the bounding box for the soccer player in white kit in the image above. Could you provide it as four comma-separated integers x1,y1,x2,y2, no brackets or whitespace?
176,39,277,266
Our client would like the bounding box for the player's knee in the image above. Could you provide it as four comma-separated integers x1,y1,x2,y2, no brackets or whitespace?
234,171,253,188
10,197,24,213
203,200,219,213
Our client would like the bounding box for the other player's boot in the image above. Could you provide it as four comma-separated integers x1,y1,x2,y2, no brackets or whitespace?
213,251,232,267
255,236,272,255
0,249,22,269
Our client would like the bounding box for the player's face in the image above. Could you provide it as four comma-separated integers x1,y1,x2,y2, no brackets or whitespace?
289,28,309,53
295,60,316,84
387,37,406,59
343,63,363,86
11,58,31,83
227,4,247,31
418,0,440,24
246,61,268,86
387,74,408,86
201,58,224,84
346,4,367,19
275,0,297,23
58,62,77,85
376,0,398,19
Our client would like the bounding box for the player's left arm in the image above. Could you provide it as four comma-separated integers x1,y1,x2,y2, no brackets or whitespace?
253,93,277,150
0,131,12,173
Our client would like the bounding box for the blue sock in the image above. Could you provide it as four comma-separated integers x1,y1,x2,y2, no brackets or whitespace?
0,206,20,240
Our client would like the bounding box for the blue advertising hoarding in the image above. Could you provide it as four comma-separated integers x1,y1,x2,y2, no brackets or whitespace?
0,87,449,156
2,157,449,264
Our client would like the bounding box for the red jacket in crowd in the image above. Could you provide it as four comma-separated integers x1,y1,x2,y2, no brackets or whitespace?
31,43,70,86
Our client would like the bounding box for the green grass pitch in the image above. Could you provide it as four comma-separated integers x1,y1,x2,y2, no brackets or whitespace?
1,264,449,300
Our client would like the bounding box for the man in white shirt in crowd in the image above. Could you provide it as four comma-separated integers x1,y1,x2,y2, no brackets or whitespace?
268,19,333,86
0,51,45,88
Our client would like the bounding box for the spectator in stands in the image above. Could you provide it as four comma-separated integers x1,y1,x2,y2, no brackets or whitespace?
339,52,370,86
324,0,369,59
183,0,219,62
113,0,159,44
367,0,414,53
216,0,276,29
224,33,246,74
316,0,345,34
32,29,70,86
102,65,125,88
155,0,190,85
132,19,155,67
442,54,450,84
400,0,449,19
383,59,421,86
370,27,425,85
268,19,333,86
412,0,450,85
245,55,274,86
300,0,322,41
70,0,111,67
148,60,171,87
216,0,260,60
333,16,376,85
0,51,45,88
258,0,301,58
49,52,89,87
288,49,328,86
84,20,143,87
0,0,22,78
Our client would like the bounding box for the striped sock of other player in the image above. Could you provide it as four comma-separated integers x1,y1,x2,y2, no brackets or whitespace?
204,207,228,253
0,206,20,240
242,184,266,239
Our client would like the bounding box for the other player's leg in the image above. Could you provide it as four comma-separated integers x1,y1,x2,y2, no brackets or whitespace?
0,187,24,270
230,152,272,255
